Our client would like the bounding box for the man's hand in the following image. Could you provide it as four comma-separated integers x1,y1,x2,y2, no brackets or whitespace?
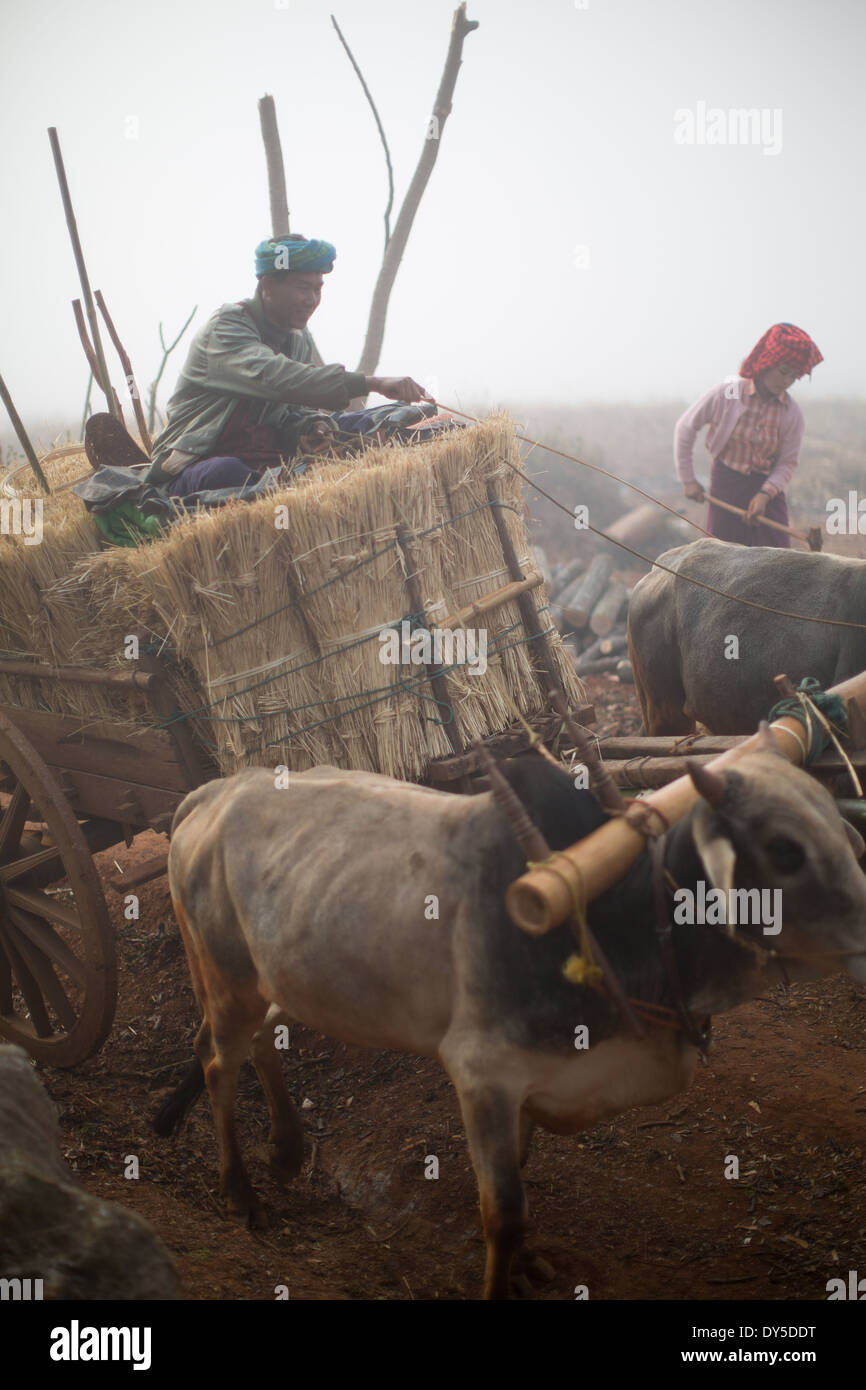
366,375,434,404
297,419,337,455
683,480,705,503
746,490,770,525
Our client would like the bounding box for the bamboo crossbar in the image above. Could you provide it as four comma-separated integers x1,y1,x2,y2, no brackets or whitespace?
506,667,866,936
439,570,542,628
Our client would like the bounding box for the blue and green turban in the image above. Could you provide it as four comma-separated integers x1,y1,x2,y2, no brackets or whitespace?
254,236,336,277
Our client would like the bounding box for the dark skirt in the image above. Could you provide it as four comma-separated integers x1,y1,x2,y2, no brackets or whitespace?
706,459,791,548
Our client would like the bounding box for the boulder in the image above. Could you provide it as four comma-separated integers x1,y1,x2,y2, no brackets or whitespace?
0,1045,180,1300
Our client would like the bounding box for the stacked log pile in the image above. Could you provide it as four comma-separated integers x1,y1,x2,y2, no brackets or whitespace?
542,551,633,683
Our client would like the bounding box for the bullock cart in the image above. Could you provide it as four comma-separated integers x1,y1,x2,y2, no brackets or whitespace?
0,418,591,1067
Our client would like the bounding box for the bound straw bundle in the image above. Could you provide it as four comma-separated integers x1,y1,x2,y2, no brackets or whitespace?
0,450,154,723
1,418,584,782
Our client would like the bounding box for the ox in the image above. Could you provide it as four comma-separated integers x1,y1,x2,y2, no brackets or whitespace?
628,538,866,734
155,746,866,1298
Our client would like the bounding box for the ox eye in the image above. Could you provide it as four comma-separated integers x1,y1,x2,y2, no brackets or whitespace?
764,836,805,874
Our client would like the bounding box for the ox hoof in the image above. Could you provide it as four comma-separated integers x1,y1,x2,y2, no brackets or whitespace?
268,1145,304,1186
222,1189,269,1230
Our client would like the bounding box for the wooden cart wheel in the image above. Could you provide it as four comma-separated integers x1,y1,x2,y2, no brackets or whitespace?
0,711,116,1065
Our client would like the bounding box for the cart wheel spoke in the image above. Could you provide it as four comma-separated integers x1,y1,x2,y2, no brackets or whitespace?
0,922,53,1037
0,783,29,860
4,915,77,1032
0,932,14,1013
0,711,116,1066
5,884,84,934
0,842,63,884
6,903,88,987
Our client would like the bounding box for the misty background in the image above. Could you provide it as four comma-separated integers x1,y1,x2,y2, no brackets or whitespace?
1,0,863,526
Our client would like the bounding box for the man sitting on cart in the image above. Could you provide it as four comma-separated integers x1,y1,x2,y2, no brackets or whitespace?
145,235,445,498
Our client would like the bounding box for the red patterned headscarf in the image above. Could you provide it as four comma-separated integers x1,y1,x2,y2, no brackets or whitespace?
740,323,823,380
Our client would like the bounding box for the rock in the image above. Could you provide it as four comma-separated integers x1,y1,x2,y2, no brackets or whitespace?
0,1045,180,1300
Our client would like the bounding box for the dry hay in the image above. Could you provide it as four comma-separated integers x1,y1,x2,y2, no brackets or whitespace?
1,419,584,782
0,449,154,725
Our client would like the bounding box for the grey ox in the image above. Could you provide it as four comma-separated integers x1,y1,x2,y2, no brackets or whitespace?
157,745,866,1299
627,538,866,734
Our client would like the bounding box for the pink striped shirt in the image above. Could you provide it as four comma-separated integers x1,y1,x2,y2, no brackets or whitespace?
674,377,805,498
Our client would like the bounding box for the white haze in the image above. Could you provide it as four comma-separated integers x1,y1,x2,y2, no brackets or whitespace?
1,0,864,447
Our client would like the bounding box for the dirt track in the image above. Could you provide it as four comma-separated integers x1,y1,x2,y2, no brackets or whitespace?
40,675,866,1301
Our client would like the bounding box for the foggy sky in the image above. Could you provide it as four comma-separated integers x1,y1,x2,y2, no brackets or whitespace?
1,0,864,444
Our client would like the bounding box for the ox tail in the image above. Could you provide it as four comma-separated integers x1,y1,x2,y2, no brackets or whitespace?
152,1055,205,1136
627,625,653,734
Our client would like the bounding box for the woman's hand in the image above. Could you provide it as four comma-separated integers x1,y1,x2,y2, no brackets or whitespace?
746,490,770,525
683,481,705,503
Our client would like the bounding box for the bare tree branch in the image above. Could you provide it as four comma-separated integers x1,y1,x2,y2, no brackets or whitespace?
331,14,394,251
147,306,197,434
355,3,478,381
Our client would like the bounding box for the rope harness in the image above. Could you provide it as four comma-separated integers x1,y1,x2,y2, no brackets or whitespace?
526,680,866,1057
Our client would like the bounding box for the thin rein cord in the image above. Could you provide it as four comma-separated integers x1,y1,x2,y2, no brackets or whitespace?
439,404,866,634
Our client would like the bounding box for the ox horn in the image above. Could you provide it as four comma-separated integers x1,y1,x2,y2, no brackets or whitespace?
552,693,626,815
475,742,552,862
686,758,728,807
754,719,784,756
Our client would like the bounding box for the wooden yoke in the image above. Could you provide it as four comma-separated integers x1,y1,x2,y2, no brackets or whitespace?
506,667,866,936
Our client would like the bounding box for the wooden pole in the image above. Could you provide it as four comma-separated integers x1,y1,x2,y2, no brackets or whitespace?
0,372,51,494
396,525,465,759
0,657,154,690
256,95,325,369
705,493,820,551
506,666,866,935
72,300,124,422
47,127,120,422
80,370,93,442
95,289,152,453
485,485,566,705
258,95,290,238
439,571,542,629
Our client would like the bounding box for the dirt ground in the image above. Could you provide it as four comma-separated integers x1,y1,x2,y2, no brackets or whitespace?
39,674,866,1302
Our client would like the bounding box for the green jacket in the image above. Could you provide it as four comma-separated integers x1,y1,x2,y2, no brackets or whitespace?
146,291,367,484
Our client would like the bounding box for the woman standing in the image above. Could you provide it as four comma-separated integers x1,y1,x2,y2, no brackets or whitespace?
674,322,823,547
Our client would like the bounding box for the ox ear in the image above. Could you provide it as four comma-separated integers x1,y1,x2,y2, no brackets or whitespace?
686,759,728,807
841,817,866,861
691,800,737,934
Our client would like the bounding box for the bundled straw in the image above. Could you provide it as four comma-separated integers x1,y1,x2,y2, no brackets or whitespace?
1,419,584,781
